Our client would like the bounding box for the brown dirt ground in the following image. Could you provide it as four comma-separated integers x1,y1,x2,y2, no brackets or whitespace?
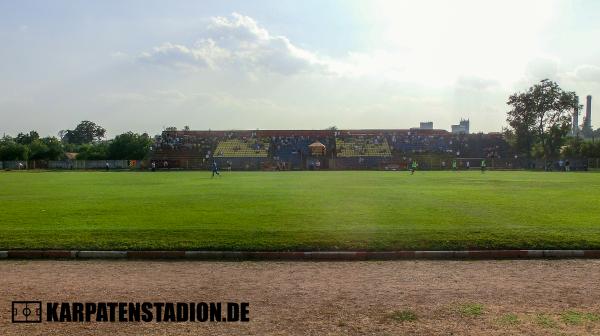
1,260,600,335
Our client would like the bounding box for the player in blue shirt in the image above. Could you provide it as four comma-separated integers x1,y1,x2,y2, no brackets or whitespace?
212,161,220,178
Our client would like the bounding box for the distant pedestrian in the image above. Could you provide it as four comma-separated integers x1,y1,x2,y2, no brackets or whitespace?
466,161,470,170
151,161,156,172
565,160,571,172
452,160,457,171
480,159,486,173
212,161,220,178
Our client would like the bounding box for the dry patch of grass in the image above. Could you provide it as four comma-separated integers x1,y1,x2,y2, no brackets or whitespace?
386,309,418,323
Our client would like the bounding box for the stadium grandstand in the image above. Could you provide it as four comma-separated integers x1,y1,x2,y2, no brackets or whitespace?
150,128,516,170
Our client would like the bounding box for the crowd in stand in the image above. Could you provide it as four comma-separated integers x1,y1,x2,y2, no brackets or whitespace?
150,130,513,169
389,132,452,154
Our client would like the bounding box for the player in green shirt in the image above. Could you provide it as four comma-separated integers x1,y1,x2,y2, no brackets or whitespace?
410,160,418,175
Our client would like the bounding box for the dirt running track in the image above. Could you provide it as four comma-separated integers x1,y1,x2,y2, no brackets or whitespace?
1,260,600,335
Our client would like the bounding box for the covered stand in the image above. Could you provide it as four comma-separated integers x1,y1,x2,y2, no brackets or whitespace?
308,141,326,156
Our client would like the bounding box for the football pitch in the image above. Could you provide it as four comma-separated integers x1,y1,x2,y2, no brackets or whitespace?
1,170,599,251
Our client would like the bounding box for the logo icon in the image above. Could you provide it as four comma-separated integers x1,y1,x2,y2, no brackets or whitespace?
12,301,42,323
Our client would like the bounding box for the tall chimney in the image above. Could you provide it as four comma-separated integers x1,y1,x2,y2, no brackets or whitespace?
585,95,592,128
573,95,579,136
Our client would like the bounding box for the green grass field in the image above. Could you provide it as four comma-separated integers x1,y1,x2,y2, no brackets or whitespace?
1,170,599,251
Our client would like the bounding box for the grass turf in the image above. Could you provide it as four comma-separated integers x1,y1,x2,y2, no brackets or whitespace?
0,170,599,251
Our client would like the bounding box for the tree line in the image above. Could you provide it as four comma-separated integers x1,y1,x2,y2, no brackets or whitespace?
0,121,152,161
2,83,599,163
505,79,600,160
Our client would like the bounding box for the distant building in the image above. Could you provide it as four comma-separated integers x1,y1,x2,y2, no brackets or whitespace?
572,95,580,136
419,122,433,130
451,119,470,134
580,96,594,139
582,95,593,138
585,95,592,129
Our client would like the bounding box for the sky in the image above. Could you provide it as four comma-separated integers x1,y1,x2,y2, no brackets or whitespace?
1,0,600,137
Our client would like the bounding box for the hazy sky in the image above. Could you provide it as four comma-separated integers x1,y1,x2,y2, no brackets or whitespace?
1,0,599,137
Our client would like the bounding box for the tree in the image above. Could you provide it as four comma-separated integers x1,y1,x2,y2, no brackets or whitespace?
15,130,40,145
0,136,29,160
107,132,153,159
75,142,109,160
506,79,579,160
61,121,106,144
41,137,65,160
561,136,600,158
28,137,64,160
28,139,49,160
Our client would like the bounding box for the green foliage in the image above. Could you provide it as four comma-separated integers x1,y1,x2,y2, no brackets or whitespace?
107,132,152,160
60,120,106,144
0,136,29,160
0,134,65,161
562,137,600,158
28,139,49,160
75,142,109,160
41,137,65,160
506,79,579,159
2,124,153,162
15,130,40,145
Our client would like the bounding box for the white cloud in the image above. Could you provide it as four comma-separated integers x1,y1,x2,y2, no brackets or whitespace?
138,13,323,75
573,64,600,83
137,40,229,70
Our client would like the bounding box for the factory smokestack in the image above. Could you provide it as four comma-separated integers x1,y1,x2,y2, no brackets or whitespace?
572,95,579,136
585,95,592,128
